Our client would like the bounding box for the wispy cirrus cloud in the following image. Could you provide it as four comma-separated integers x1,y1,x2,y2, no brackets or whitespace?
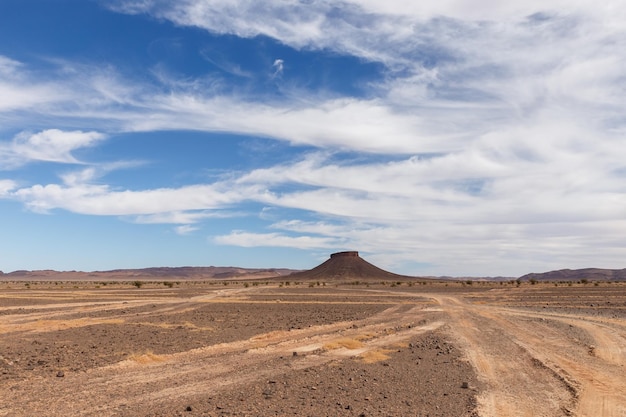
214,230,345,250
0,179,16,195
271,59,284,78
0,56,22,77
0,129,106,169
133,210,239,225
8,178,261,215
174,224,199,235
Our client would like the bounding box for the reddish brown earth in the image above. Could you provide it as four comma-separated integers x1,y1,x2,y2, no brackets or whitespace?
1,280,625,417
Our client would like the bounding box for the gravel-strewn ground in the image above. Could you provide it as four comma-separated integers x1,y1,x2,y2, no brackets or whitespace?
1,281,625,417
142,331,478,417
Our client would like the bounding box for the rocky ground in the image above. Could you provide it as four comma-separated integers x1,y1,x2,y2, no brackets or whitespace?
0,280,624,416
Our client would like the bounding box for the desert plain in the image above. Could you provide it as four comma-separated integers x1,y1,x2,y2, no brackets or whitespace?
1,279,625,417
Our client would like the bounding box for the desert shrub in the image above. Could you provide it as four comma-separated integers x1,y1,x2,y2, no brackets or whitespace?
530,278,538,285
466,280,473,285
133,281,143,288
581,279,589,284
243,282,249,288
163,281,174,288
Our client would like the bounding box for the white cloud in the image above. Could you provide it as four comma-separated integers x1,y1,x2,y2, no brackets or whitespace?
0,179,16,195
0,129,106,169
131,95,451,154
214,231,344,249
0,56,22,77
8,181,261,215
0,78,67,114
2,6,625,157
174,224,199,235
3,135,626,275
272,59,284,78
134,210,239,224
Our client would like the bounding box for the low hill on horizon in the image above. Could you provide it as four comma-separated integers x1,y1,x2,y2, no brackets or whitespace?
0,266,298,281
519,268,626,282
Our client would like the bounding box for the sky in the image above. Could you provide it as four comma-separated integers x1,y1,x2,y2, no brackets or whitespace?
1,0,625,277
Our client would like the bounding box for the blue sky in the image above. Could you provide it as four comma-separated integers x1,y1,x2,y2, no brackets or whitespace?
1,0,626,276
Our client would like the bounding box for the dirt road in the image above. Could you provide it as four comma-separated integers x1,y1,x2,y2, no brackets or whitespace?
1,282,625,416
433,292,626,417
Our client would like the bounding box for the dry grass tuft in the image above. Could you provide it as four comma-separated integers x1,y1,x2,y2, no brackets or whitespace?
127,351,167,364
323,338,365,350
360,349,393,363
134,321,211,331
354,332,376,341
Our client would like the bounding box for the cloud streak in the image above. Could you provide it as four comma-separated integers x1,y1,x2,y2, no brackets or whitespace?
214,231,345,250
4,140,626,274
0,129,106,169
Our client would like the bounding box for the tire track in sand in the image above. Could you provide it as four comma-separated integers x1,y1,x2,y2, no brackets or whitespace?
434,295,626,417
0,303,441,417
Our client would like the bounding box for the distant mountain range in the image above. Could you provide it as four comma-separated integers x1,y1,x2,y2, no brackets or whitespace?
1,262,625,282
0,266,298,281
519,268,626,282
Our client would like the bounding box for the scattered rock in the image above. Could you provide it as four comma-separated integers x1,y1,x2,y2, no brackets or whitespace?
56,371,65,378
